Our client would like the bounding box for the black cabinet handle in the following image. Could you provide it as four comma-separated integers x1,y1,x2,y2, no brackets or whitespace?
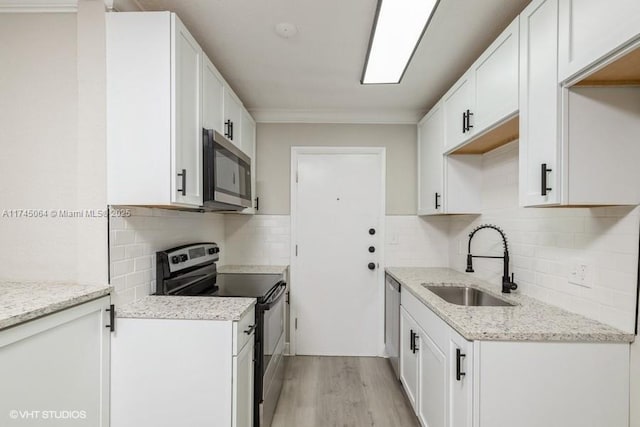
255,197,259,211
230,120,234,140
456,348,466,381
224,120,232,138
435,192,441,210
462,111,467,134
409,330,415,351
412,333,419,353
244,324,256,335
105,304,115,332
465,109,474,132
541,163,552,196
177,169,186,196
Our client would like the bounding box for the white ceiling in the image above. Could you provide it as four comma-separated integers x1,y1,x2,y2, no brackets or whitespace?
135,0,530,122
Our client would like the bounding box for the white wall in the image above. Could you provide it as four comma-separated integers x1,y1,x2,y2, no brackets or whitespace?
448,141,640,333
0,13,80,282
256,123,417,215
108,208,226,306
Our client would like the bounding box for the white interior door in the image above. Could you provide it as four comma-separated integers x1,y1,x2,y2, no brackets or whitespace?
292,148,385,356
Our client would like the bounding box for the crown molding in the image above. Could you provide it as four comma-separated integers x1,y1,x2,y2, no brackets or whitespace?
0,0,78,12
0,0,118,13
248,108,424,125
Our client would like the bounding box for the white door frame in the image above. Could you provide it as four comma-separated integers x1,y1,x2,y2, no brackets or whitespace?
289,146,386,356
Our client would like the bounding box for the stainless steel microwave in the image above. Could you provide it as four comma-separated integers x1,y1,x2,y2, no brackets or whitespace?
202,129,251,211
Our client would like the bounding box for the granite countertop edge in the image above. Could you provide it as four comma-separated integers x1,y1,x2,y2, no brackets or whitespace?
385,267,634,343
116,296,257,322
0,284,111,331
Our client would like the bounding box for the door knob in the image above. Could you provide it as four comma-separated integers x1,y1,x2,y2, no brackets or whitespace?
369,228,376,235
368,263,376,270
368,246,375,253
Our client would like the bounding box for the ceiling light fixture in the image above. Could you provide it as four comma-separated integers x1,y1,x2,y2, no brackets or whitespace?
361,0,440,85
275,22,298,39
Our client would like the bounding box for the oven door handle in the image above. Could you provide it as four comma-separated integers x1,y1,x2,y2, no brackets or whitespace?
263,282,286,310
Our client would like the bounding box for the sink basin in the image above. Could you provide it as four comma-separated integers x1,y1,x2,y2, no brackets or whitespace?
422,284,516,307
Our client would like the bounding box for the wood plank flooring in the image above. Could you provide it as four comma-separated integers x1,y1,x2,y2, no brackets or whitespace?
271,356,420,427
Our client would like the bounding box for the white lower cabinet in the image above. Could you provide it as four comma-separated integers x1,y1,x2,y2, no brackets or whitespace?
0,297,111,427
400,290,629,427
111,307,255,427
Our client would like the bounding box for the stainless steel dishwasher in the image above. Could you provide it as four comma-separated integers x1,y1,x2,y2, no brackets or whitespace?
385,273,400,379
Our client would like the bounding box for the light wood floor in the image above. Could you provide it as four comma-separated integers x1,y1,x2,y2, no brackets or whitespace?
271,356,420,427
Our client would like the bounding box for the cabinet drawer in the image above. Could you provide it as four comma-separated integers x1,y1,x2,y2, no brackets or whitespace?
233,306,256,355
401,290,449,352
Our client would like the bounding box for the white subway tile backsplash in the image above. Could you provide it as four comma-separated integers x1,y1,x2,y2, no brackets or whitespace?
448,141,640,333
109,207,226,306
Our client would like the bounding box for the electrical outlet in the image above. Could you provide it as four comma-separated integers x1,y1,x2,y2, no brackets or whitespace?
569,261,590,288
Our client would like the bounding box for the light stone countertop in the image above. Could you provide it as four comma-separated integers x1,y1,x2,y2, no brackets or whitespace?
385,267,634,343
217,265,289,275
117,296,256,321
0,281,111,330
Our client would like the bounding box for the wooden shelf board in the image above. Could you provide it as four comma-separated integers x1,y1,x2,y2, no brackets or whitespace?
576,46,640,86
451,115,519,155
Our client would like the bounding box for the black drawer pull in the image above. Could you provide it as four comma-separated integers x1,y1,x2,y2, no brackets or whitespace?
456,348,466,381
541,163,552,196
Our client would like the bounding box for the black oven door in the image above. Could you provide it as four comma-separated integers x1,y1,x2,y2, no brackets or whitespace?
255,281,286,427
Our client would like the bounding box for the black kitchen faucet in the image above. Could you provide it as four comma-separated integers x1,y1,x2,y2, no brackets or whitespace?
465,224,518,293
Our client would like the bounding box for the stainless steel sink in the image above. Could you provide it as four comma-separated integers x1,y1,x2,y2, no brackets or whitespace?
422,284,516,307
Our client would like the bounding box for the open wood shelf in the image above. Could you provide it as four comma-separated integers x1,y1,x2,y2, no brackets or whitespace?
450,115,519,155
575,45,640,86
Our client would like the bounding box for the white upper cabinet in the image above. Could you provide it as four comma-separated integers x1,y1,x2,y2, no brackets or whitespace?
520,0,640,207
418,103,444,215
418,102,482,216
519,0,561,207
443,72,474,152
172,15,203,207
107,12,203,207
107,12,257,211
472,18,519,133
443,18,519,153
223,88,243,145
240,109,257,213
558,0,640,83
202,56,225,135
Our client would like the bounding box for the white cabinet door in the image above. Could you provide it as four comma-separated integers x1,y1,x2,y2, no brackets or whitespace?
472,17,519,132
240,109,257,213
400,307,419,411
449,332,473,427
232,339,254,427
417,103,444,215
558,0,640,82
417,328,447,427
0,297,111,427
518,0,561,207
443,72,474,152
223,88,243,145
202,56,225,135
171,14,203,207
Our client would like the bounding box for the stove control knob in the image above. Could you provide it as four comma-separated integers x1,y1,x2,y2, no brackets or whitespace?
179,254,188,262
171,256,180,264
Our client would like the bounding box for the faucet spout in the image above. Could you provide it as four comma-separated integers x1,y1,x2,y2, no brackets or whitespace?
465,224,518,293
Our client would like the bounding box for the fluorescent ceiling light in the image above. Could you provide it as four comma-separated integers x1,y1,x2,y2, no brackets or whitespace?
361,0,439,84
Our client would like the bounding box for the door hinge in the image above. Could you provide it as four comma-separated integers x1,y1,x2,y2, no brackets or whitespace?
295,318,298,330
296,171,299,183
106,304,115,332
295,245,298,256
